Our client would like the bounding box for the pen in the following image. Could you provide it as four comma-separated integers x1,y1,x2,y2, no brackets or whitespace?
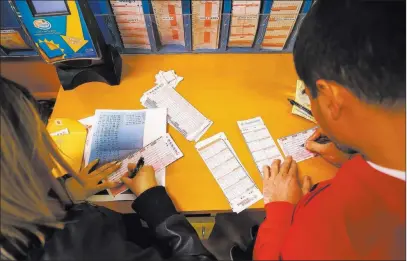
128,157,145,179
288,98,313,117
301,136,331,147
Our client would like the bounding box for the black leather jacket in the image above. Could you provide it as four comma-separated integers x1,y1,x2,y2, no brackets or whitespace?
2,187,216,260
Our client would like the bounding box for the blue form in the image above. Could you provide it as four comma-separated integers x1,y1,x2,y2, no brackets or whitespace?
88,111,146,165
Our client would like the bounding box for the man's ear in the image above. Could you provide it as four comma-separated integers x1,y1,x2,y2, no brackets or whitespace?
315,79,345,121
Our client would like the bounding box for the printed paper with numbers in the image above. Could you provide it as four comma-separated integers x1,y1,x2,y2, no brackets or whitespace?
83,109,167,201
107,133,183,197
140,84,213,141
277,127,317,162
195,132,263,213
237,117,283,176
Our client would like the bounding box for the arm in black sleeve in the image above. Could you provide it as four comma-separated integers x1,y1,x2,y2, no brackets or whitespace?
132,186,216,261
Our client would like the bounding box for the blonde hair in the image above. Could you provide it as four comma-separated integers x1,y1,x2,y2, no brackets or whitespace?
0,78,76,260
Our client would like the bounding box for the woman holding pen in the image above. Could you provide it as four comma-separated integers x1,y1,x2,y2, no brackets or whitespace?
0,77,216,261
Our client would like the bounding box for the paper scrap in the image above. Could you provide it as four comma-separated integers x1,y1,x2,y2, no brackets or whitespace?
50,128,69,136
277,127,317,162
195,132,263,213
108,134,183,197
141,84,212,141
155,70,183,89
292,80,316,123
78,116,95,129
238,117,283,176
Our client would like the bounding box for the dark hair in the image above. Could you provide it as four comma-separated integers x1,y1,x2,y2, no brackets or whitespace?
293,0,406,108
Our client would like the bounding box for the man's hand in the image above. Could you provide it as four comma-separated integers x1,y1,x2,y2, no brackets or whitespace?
65,159,121,202
305,128,352,168
121,165,158,196
263,156,311,205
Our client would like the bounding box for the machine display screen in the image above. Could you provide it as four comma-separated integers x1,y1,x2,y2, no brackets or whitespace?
28,0,70,16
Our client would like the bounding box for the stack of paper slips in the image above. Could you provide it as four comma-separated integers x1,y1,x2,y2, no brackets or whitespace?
155,70,183,89
140,83,213,142
292,80,317,123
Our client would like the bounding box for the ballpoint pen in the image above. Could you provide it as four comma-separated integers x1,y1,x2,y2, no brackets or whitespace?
128,157,145,179
288,98,313,117
301,135,331,147
301,136,359,155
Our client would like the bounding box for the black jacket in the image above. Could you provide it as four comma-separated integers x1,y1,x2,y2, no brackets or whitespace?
2,186,216,260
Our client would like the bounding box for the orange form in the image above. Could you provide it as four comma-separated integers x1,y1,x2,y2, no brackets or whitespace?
230,33,255,37
168,4,178,26
267,26,291,30
204,32,211,43
272,6,298,11
263,43,284,47
264,35,287,39
204,2,212,27
172,29,179,40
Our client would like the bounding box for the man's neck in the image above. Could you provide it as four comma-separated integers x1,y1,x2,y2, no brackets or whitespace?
357,111,405,171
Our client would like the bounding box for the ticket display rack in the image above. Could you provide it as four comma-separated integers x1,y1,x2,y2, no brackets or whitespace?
1,0,313,58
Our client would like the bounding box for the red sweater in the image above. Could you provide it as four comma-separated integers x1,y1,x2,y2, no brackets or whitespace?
254,155,406,260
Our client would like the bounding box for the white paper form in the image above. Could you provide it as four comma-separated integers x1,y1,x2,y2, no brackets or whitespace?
141,84,213,142
277,127,317,163
228,1,261,47
110,0,151,49
81,109,167,201
192,1,222,50
196,133,263,213
107,134,183,197
151,0,185,46
291,80,316,123
262,0,303,50
238,117,283,176
78,116,94,166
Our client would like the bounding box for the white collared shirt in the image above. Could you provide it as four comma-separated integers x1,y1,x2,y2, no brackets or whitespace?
367,161,406,181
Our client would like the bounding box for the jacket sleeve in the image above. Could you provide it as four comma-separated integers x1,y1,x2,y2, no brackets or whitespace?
253,202,295,260
132,186,216,261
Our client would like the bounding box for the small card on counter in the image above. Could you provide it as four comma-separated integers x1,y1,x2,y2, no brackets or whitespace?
277,127,317,162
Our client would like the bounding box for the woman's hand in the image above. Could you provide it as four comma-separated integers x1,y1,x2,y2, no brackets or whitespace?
65,159,121,202
263,157,311,205
305,128,352,168
121,165,158,196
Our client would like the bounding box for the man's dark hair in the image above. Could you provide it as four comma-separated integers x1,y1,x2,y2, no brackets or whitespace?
293,0,406,108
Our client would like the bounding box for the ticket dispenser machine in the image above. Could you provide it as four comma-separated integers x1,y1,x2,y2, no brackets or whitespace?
10,0,122,90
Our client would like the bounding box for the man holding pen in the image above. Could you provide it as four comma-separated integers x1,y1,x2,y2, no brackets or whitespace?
254,0,405,260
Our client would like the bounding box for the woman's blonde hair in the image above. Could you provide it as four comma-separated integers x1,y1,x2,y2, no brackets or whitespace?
0,77,76,259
